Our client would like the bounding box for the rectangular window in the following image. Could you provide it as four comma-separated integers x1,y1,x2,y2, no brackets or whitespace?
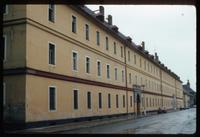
116,95,119,108
3,83,6,105
144,60,146,70
49,87,56,111
97,61,101,76
48,4,55,22
134,54,136,64
86,57,90,73
146,98,148,107
87,92,91,109
72,51,77,71
49,43,55,65
121,46,123,57
106,37,109,50
74,90,78,109
106,64,110,79
148,62,149,72
128,51,130,61
3,4,8,15
96,31,100,45
140,58,142,68
108,94,111,108
99,93,102,109
123,95,125,108
122,70,124,82
85,24,89,40
129,73,132,84
114,67,118,80
130,96,132,107
72,15,76,33
114,42,117,54
3,35,6,61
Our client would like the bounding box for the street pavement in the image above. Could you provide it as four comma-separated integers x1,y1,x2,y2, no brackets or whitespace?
60,108,196,134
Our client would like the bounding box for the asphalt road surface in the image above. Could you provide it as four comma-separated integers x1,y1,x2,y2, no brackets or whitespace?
60,108,196,134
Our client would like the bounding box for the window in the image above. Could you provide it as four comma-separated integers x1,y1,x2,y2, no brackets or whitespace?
148,62,149,72
3,4,8,15
122,70,124,82
129,73,131,84
108,94,111,108
3,35,6,61
134,54,136,64
87,92,91,109
72,51,78,71
86,57,90,74
96,31,100,45
97,61,101,76
146,98,148,107
128,51,130,61
72,15,76,33
106,64,110,79
114,67,118,80
99,93,102,109
48,4,55,22
114,42,116,54
73,90,78,109
140,58,142,68
135,75,137,85
130,96,132,107
49,86,56,111
106,37,109,50
85,24,89,40
121,46,123,57
123,95,125,108
144,60,146,70
3,83,6,105
116,95,119,108
49,43,55,65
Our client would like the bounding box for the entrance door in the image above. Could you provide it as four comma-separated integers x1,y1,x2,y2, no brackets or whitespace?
137,94,140,115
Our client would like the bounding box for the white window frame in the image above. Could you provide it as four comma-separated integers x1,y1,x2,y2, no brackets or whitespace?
3,5,8,15
73,89,79,110
85,56,91,74
48,86,57,112
72,50,78,72
3,35,7,62
47,4,56,22
48,41,56,66
106,64,110,79
97,60,101,77
71,15,77,33
3,82,6,105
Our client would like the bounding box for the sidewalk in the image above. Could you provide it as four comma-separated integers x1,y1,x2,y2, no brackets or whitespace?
6,109,178,134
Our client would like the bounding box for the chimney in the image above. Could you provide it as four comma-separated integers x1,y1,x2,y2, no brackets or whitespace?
126,36,132,43
107,15,112,25
99,6,104,16
155,52,159,60
187,80,190,87
96,6,105,22
141,41,145,50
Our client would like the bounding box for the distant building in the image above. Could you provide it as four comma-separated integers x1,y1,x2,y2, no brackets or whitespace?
183,80,196,108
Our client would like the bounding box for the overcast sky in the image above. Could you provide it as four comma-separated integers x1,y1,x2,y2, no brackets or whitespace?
87,5,196,91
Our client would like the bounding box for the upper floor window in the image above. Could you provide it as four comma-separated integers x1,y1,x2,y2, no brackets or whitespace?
48,4,55,22
129,73,132,84
72,51,78,71
114,67,118,80
121,46,123,57
72,15,77,33
85,57,90,74
96,31,100,45
3,35,6,61
106,64,110,79
49,86,56,111
128,51,130,61
49,43,55,65
85,24,89,40
3,4,8,15
97,60,101,76
144,60,146,70
140,58,142,68
122,70,125,82
134,54,136,64
114,42,117,54
106,37,109,50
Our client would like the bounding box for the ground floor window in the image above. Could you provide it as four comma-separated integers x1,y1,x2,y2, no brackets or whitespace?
49,86,56,111
74,90,78,109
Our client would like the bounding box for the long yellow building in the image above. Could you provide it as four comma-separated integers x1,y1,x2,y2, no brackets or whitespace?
3,5,183,128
